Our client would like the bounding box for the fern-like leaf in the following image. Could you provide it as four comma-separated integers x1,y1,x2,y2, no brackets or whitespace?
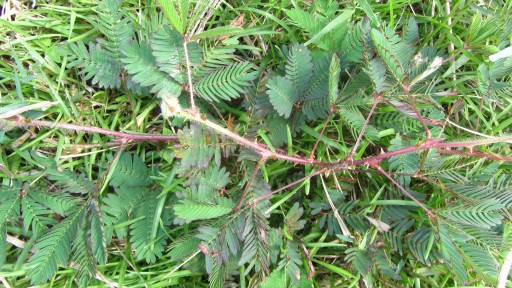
109,153,152,188
121,39,182,97
407,226,438,265
278,240,303,286
266,76,298,118
440,200,504,229
130,189,170,263
89,199,107,265
151,25,201,84
28,191,81,216
341,20,370,62
92,0,133,62
66,41,122,88
71,217,96,286
46,169,95,195
101,185,146,243
176,124,220,169
27,206,85,284
403,17,419,44
195,62,257,102
285,8,322,36
302,55,330,120
339,106,380,142
285,44,313,95
366,58,389,93
371,29,405,81
329,54,341,105
438,225,468,284
387,134,419,187
345,247,372,277
174,197,234,223
239,209,270,275
0,188,20,267
21,196,54,238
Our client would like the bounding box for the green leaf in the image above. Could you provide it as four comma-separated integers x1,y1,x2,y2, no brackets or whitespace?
357,0,381,27
302,55,330,120
65,41,122,89
71,218,96,286
176,124,219,169
173,197,234,222
0,189,19,267
266,76,298,118
109,153,152,188
345,247,372,277
45,169,95,195
387,134,419,187
22,196,53,238
195,62,257,102
278,240,302,286
439,225,468,284
121,39,182,96
285,44,313,95
192,26,244,40
329,54,340,105
27,206,85,284
404,17,418,44
304,9,354,46
285,8,322,36
130,189,170,263
151,25,201,84
92,0,134,61
366,58,388,93
89,200,107,265
441,200,504,229
156,0,185,34
371,29,405,81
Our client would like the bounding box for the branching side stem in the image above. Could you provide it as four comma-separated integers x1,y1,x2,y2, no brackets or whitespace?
372,164,434,217
182,35,197,113
347,93,382,160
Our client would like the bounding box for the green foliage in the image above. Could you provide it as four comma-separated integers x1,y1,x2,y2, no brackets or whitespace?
122,39,182,96
27,206,85,284
195,62,258,102
2,0,512,287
